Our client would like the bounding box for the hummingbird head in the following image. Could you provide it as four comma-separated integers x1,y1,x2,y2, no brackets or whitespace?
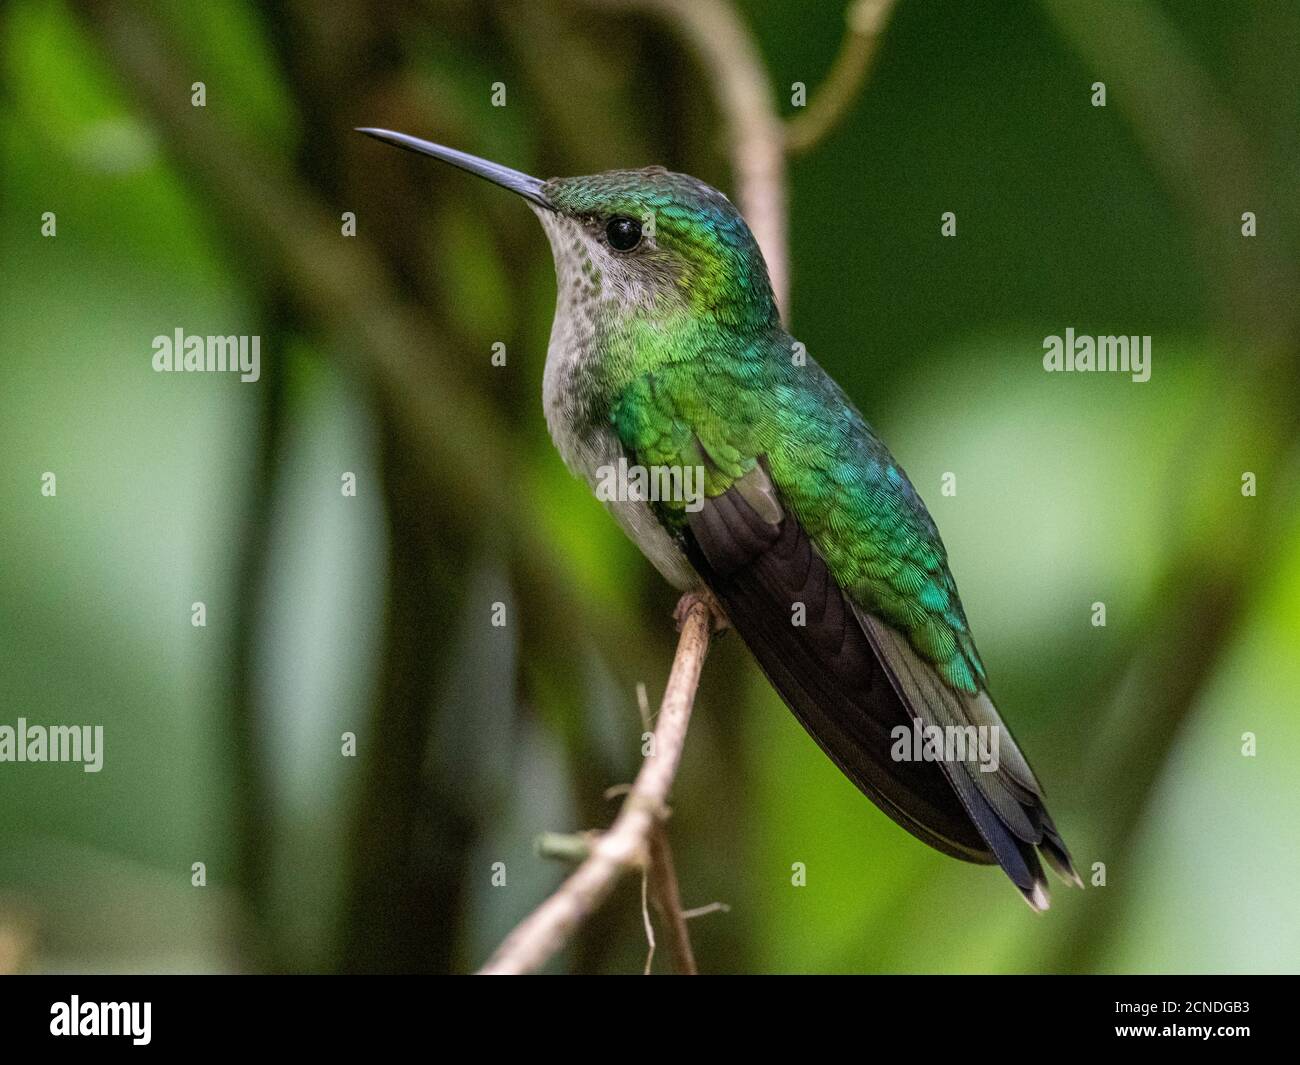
357,128,779,332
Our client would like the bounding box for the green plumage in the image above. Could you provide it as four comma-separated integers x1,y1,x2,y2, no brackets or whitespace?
358,126,1078,908
606,330,986,694
548,169,984,693
534,166,1074,906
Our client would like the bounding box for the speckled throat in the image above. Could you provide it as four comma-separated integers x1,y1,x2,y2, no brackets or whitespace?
531,206,700,589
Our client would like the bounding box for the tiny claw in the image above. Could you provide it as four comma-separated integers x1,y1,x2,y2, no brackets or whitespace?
673,589,730,633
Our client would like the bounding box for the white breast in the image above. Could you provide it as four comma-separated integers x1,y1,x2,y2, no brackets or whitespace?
540,300,699,591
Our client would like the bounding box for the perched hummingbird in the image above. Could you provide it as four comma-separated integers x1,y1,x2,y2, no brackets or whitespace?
359,128,1080,910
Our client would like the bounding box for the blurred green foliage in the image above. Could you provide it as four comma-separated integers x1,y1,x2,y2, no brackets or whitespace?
1,0,1297,973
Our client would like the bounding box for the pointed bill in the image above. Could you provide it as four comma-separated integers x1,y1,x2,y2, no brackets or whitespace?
355,128,552,209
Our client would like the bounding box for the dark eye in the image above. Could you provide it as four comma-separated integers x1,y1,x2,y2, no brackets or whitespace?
605,215,642,251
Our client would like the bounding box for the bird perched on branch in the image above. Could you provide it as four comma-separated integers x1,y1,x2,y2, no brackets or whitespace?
359,128,1081,910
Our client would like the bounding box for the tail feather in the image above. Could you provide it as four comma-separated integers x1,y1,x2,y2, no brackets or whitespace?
681,464,1080,908
858,609,1080,908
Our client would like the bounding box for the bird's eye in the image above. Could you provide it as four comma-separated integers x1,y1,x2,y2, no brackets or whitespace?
605,215,643,251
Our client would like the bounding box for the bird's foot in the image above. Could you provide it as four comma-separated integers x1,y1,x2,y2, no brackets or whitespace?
673,589,730,634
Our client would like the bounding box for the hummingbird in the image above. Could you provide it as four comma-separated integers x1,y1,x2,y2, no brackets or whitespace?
359,127,1081,910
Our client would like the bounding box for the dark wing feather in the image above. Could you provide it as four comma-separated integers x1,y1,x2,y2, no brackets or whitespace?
682,465,1079,908
856,611,1079,898
682,468,991,863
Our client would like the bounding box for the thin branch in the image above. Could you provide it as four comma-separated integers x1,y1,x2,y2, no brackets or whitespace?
681,901,730,920
579,0,790,318
646,824,698,974
535,831,594,862
635,672,697,973
633,681,697,973
639,869,657,975
478,596,714,975
784,0,898,155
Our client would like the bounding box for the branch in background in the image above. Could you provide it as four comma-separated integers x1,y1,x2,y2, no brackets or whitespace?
76,0,753,975
478,596,714,975
72,0,655,678
578,0,897,314
224,293,292,971
580,0,791,317
784,0,897,155
70,0,677,974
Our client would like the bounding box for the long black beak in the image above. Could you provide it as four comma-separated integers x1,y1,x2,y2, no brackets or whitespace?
355,127,552,210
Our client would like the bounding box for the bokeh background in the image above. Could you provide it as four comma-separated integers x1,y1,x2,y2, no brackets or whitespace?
1,0,1297,974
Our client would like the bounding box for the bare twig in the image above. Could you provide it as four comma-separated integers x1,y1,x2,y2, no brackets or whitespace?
646,824,698,974
579,0,790,318
785,0,897,154
535,832,594,862
478,596,714,975
682,901,730,920
639,869,657,974
634,679,698,972
635,680,654,731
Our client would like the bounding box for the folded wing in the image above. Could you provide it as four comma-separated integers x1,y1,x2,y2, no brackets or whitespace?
682,464,1079,909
